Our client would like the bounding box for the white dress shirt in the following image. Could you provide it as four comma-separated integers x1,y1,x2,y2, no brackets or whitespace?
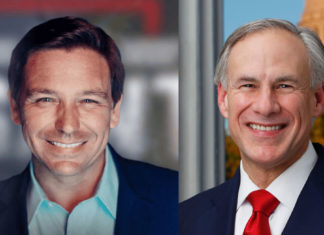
234,141,317,235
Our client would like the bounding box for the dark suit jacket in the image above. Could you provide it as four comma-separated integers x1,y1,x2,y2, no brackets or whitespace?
0,145,178,235
180,143,324,235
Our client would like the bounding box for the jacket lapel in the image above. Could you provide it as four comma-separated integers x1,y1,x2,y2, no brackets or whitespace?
197,169,240,235
114,176,151,235
110,146,152,235
283,143,324,234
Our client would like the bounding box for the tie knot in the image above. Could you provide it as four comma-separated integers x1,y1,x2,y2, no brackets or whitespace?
247,189,279,217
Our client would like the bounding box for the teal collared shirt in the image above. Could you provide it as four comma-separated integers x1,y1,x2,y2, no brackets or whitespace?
27,146,119,235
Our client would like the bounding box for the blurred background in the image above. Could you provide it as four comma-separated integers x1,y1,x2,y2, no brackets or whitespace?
0,0,178,180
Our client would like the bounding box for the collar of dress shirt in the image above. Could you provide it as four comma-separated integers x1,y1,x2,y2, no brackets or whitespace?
26,146,119,223
237,141,318,211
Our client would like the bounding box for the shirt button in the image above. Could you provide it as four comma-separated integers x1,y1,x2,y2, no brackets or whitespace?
48,202,54,207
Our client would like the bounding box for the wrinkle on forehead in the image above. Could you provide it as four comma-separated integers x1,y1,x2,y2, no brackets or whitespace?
227,29,310,89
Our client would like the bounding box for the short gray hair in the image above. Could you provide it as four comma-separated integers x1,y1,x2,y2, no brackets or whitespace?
215,18,324,88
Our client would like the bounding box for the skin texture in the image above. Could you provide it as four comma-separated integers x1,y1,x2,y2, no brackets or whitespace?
218,29,324,188
9,48,121,211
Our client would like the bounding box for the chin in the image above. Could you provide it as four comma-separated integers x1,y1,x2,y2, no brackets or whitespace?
243,147,286,167
50,161,82,176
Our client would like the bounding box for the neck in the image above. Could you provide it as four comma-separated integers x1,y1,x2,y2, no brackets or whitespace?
32,155,105,213
241,142,309,189
242,154,304,189
242,162,281,189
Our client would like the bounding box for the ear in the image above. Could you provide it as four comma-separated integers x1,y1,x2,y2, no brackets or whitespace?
110,95,122,128
7,90,22,125
218,83,229,118
313,85,324,117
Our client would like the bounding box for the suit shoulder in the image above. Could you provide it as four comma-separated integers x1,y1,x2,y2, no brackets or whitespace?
0,169,28,189
109,145,178,197
179,177,238,235
180,180,231,215
114,149,177,179
313,142,324,157
0,169,29,203
122,157,177,180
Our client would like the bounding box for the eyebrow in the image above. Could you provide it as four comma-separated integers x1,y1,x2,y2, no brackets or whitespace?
25,89,109,99
82,91,109,99
233,76,299,84
232,77,258,86
275,76,298,83
26,88,57,97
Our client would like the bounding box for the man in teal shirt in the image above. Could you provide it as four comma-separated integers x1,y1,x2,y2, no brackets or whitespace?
1,17,178,235
27,146,119,235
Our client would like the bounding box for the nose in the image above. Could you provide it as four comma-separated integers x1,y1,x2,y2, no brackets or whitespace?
55,102,80,134
252,87,280,116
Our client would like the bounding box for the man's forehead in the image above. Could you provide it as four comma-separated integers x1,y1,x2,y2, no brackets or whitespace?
229,28,305,54
226,28,310,80
21,47,112,98
25,48,110,76
25,47,110,77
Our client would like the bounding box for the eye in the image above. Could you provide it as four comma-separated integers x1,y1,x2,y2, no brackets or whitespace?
278,84,292,89
36,97,53,103
240,84,256,89
82,99,98,104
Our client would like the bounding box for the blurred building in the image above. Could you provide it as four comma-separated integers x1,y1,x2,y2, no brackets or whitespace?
299,0,324,148
0,0,178,179
299,0,324,40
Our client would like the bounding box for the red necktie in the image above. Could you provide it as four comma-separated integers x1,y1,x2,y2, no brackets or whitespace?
243,190,280,235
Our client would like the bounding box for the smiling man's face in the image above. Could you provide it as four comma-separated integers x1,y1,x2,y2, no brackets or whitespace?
9,47,121,177
218,29,324,172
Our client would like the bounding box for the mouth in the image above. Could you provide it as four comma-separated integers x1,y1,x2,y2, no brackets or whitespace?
248,123,285,131
47,140,85,148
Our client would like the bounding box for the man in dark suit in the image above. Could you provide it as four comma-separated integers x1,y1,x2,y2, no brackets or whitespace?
180,18,324,235
2,17,177,235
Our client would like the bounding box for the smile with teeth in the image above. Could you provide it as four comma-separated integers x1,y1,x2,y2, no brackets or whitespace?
249,123,283,131
48,141,84,148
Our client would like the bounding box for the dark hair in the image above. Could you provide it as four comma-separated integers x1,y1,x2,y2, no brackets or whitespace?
8,16,125,105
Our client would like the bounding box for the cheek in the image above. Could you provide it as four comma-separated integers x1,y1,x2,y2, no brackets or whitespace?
22,106,55,130
79,109,111,129
278,94,314,133
227,93,252,121
279,94,311,117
